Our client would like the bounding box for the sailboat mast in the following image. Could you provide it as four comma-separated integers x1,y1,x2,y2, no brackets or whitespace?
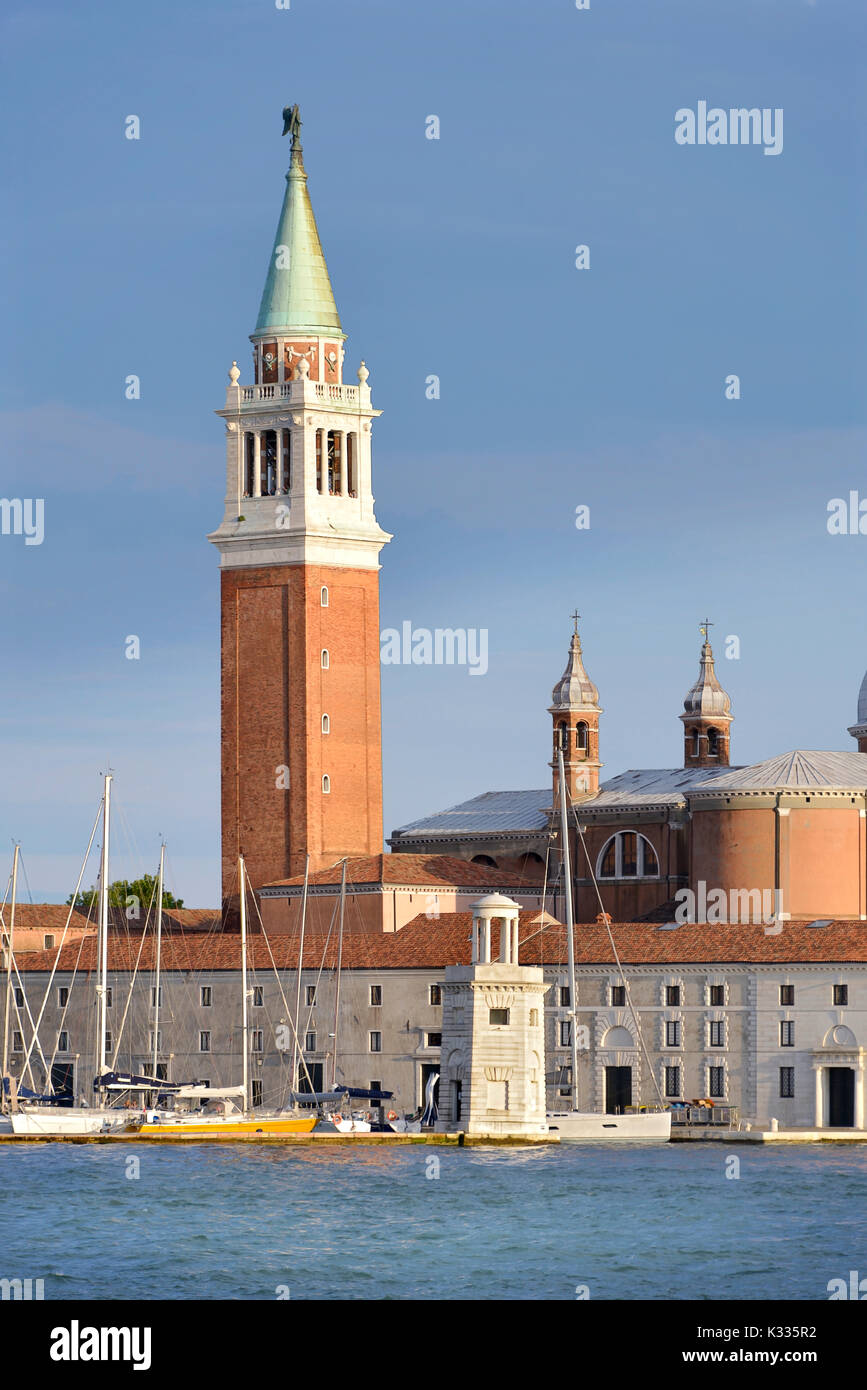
97,773,112,1085
557,750,580,1111
1,844,20,1109
239,855,250,1114
152,844,165,1081
292,853,309,1094
331,859,347,1092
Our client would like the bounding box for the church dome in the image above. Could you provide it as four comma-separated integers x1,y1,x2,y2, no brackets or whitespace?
682,641,732,718
857,669,867,724
551,630,599,710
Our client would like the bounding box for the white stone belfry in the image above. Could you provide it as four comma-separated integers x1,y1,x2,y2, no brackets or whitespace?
438,895,549,1137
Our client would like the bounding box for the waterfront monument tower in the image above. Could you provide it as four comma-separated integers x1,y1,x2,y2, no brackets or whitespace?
209,108,391,903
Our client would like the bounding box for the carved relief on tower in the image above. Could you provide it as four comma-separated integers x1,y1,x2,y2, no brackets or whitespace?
323,343,341,381
284,341,319,380
261,342,279,383
481,988,516,1012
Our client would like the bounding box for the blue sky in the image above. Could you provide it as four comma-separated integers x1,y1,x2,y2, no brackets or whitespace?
1,0,865,904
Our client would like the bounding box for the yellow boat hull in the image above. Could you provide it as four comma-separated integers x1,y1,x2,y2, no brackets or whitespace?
135,1115,318,1137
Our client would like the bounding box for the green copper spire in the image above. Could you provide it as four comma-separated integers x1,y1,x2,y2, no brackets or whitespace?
254,115,343,338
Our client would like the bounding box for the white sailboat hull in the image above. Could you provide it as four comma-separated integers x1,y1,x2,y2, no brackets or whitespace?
9,1108,132,1136
547,1110,671,1142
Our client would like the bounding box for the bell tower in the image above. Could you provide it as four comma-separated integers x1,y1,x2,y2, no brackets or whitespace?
549,614,602,805
209,107,391,902
680,623,733,768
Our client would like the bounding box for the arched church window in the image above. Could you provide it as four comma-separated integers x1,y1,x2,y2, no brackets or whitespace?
321,649,329,669
321,713,330,734
557,721,568,752
471,855,497,867
576,721,588,752
321,586,329,607
597,832,659,880
322,774,331,794
689,727,700,757
707,727,719,756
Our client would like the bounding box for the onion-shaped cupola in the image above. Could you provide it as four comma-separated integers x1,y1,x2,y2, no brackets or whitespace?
549,613,602,803
679,624,733,767
847,669,867,752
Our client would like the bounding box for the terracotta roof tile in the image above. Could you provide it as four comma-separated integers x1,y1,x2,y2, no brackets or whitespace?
262,853,539,893
14,913,867,972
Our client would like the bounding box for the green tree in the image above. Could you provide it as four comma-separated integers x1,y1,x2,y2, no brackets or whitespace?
66,875,184,914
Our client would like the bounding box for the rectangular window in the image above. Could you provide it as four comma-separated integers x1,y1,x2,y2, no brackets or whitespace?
779,1067,795,1099
306,985,316,1007
106,987,112,1008
370,984,382,1007
559,986,571,1007
529,1009,539,1027
489,1008,510,1026
369,1031,382,1053
709,985,725,1006
429,984,442,1006
13,986,23,1007
58,986,69,1008
151,987,162,1007
665,1020,681,1047
252,986,263,1008
834,984,848,1006
610,985,625,1007
43,934,55,950
252,1030,263,1053
12,1031,23,1052
709,1020,725,1047
426,1032,442,1048
199,1031,211,1053
305,1031,316,1053
200,986,212,1008
58,1031,69,1053
780,1020,795,1047
104,1030,112,1054
149,1031,162,1053
557,1064,572,1097
709,1066,725,1099
664,1065,681,1098
252,1079,263,1107
780,984,794,1006
559,1020,573,1047
666,985,681,1006
370,1080,382,1103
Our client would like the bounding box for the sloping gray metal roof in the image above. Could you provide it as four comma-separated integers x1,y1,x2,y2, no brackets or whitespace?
393,789,551,837
698,750,867,792
590,766,742,806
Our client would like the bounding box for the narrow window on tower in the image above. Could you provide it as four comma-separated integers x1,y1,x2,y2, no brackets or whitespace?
322,774,331,794
244,433,255,498
321,713,330,734
707,727,719,756
691,728,700,757
316,430,323,494
347,433,357,497
321,649,329,669
557,721,568,752
576,721,588,753
263,429,277,495
327,430,342,495
281,429,291,494
320,586,329,607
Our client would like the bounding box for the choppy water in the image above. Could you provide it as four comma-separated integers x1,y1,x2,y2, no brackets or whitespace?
1,1142,865,1300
